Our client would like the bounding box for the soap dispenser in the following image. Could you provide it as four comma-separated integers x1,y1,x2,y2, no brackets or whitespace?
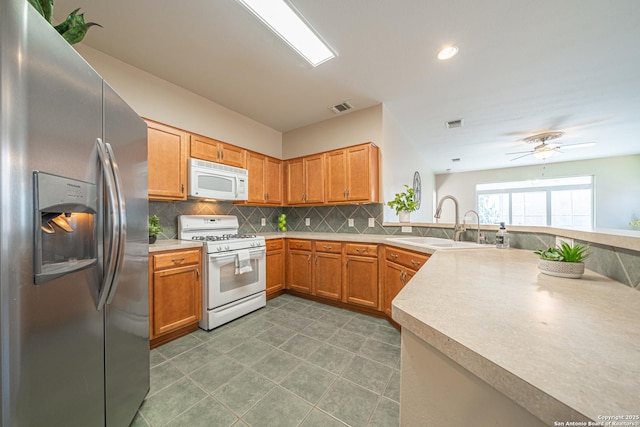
495,222,509,249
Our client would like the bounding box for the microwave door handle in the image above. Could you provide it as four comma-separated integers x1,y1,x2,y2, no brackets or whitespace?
104,140,127,305
96,138,120,311
234,175,239,198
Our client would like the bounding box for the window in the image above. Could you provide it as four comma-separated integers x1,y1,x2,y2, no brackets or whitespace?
476,176,594,229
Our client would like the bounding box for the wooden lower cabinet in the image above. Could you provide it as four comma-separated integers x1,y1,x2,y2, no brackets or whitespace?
266,239,285,297
286,240,313,294
344,243,379,309
382,247,430,317
276,239,429,323
313,241,343,301
149,248,202,347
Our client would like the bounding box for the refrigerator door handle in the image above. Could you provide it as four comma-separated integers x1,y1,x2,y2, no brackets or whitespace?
96,138,121,311
104,140,127,304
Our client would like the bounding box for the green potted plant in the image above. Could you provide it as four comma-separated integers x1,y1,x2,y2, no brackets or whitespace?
387,184,419,222
629,219,640,230
534,242,589,279
28,0,101,45
148,215,163,244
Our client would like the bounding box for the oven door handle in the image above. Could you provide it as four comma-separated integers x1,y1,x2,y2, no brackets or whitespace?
208,247,266,260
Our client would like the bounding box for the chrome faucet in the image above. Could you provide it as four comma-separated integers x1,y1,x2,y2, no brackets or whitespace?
434,195,465,241
463,209,481,244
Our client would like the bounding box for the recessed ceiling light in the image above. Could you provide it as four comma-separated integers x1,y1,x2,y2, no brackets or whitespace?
437,46,459,60
236,0,336,67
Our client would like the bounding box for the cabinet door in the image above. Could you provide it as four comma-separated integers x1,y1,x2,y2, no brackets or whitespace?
285,158,305,204
190,134,220,163
383,261,406,318
146,120,188,200
325,149,347,203
246,151,266,203
219,142,246,168
287,250,312,294
304,154,325,204
152,264,201,337
266,249,285,296
346,144,374,201
265,156,283,204
314,252,342,300
345,255,378,308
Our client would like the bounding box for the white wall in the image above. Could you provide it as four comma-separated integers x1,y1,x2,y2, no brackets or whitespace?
381,106,435,223
74,45,282,158
435,155,640,229
282,104,383,159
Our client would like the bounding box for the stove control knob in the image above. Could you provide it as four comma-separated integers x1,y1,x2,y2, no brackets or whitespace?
217,246,223,252
225,245,230,251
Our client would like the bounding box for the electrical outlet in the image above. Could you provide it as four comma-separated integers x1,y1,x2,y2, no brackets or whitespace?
348,218,354,227
261,218,266,226
401,226,412,233
368,218,375,227
556,236,574,247
305,218,310,226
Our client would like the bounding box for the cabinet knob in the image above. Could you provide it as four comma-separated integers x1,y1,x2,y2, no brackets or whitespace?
296,243,303,248
323,245,332,250
171,257,185,263
390,253,398,259
356,248,367,253
410,260,421,266
269,243,277,248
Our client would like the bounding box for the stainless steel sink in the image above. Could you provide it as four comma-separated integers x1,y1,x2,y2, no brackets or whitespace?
386,236,490,250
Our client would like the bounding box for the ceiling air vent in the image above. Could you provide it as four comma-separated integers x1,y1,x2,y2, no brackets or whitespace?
446,118,464,129
330,101,353,114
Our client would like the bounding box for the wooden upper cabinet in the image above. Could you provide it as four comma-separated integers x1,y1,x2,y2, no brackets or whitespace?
244,151,283,205
190,133,245,168
146,119,188,200
285,154,325,205
265,156,283,204
326,143,379,204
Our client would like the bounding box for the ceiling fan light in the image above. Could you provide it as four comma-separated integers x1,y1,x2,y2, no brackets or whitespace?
533,150,555,160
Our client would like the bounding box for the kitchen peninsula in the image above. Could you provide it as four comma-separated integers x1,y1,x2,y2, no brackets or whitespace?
392,248,640,426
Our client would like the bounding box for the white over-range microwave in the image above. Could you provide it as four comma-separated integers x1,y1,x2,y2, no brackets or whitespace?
188,158,249,201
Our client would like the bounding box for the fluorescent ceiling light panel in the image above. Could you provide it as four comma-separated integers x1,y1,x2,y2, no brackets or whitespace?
237,0,335,66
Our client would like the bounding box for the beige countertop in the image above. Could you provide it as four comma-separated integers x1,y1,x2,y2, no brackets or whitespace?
149,239,204,253
392,248,640,424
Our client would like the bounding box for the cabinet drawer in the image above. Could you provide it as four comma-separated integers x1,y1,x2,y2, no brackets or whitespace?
314,241,342,254
266,239,284,251
288,239,312,251
153,249,201,270
385,246,430,271
345,243,377,257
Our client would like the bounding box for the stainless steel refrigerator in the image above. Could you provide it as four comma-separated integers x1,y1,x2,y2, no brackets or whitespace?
0,1,150,426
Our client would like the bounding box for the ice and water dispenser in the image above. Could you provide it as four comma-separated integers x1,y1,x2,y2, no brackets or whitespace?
33,171,97,284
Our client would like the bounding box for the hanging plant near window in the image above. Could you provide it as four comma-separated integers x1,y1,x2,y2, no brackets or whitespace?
28,0,101,45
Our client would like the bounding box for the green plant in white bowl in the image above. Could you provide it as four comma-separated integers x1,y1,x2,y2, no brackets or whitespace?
534,242,589,279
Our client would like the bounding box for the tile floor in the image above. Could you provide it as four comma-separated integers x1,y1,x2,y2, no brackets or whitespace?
132,294,401,427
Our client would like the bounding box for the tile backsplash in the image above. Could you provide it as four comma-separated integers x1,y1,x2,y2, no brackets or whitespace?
149,200,640,290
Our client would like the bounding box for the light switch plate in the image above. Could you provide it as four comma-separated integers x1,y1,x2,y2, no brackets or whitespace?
305,218,310,226
368,218,375,227
261,218,266,226
348,218,354,227
401,226,412,233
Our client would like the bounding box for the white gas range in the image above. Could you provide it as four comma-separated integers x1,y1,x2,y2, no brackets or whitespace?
178,215,266,330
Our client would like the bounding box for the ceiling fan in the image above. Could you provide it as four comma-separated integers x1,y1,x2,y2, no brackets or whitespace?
507,131,596,161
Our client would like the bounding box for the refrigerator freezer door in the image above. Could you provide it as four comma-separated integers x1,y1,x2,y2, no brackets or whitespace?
103,83,150,427
1,3,104,426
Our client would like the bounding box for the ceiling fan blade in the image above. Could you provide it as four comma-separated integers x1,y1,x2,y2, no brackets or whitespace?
510,153,533,161
560,142,596,150
505,150,533,155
